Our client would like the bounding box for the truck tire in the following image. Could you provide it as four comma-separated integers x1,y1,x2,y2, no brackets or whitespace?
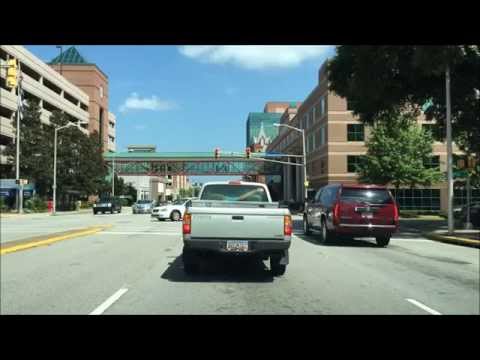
270,256,286,276
182,249,200,275
376,235,390,247
303,215,312,235
320,218,334,245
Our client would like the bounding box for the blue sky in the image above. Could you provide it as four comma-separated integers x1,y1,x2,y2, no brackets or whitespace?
26,45,335,182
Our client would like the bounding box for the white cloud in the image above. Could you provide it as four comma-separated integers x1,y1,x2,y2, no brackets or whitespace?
134,124,146,130
178,46,332,70
119,93,177,113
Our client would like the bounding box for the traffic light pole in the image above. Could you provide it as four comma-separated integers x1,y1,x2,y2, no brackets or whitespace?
16,63,23,214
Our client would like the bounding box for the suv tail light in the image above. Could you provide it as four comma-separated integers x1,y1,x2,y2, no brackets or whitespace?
284,215,292,236
333,202,340,225
183,213,191,234
393,203,399,225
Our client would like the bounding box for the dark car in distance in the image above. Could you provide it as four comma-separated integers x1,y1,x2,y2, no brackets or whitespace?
304,184,399,247
93,197,122,215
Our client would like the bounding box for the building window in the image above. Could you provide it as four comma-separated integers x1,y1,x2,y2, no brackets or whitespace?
454,188,480,207
424,155,440,169
310,108,315,124
303,115,308,129
320,159,326,174
315,129,321,149
390,188,441,211
347,155,366,173
321,96,326,115
99,86,104,98
347,124,365,141
310,133,315,152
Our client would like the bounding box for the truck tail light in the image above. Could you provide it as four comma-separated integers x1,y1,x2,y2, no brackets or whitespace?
284,215,292,236
183,213,191,234
333,202,340,225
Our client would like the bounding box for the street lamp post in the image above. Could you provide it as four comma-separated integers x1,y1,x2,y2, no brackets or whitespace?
52,122,87,215
446,65,454,235
56,46,63,75
112,156,115,197
274,123,308,202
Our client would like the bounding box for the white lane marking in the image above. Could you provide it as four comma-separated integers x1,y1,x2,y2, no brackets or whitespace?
101,231,179,235
406,298,442,315
90,287,129,315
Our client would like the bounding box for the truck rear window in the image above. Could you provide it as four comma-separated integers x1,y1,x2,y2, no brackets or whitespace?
340,188,393,204
200,185,269,202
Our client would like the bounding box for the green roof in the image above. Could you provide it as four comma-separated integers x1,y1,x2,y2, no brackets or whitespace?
50,46,89,65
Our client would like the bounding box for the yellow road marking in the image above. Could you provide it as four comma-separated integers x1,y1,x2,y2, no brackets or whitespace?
0,225,112,255
425,232,480,247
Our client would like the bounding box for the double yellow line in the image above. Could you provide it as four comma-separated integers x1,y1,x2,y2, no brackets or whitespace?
0,225,112,255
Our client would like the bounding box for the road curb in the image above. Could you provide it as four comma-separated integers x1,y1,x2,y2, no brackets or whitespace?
1,210,91,219
422,232,480,248
0,225,113,255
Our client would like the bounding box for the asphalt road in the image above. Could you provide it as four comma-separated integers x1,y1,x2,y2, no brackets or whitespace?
1,211,479,314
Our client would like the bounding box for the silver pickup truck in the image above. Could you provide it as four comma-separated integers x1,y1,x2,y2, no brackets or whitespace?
182,181,292,276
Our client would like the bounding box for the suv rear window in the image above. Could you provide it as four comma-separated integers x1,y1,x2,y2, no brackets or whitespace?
200,185,269,202
340,188,393,204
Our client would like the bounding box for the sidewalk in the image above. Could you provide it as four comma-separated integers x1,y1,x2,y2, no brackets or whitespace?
423,229,480,248
1,208,92,219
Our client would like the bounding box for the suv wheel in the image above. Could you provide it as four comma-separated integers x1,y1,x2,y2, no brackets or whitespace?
320,218,334,245
270,256,286,276
303,215,312,235
376,235,391,247
171,211,181,222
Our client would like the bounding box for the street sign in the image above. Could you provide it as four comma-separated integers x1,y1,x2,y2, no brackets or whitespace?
453,170,469,179
15,179,28,185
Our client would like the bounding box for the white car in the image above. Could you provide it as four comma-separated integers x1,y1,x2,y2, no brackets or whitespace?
151,199,192,221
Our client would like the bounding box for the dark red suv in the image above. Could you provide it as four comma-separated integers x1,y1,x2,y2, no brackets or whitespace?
303,184,399,247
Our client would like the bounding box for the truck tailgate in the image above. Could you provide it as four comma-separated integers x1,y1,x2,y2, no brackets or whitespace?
189,206,286,240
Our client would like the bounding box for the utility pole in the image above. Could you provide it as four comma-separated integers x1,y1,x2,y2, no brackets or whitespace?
274,123,308,203
446,65,454,235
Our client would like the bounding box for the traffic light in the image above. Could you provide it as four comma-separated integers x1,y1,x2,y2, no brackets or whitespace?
214,147,220,159
245,147,251,159
6,59,18,88
467,157,477,169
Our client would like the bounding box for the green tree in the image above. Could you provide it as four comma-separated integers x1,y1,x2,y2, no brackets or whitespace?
48,111,108,199
2,100,53,196
328,45,480,157
357,112,444,192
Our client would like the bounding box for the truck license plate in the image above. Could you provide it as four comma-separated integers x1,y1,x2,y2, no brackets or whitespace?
362,212,373,219
226,240,249,252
